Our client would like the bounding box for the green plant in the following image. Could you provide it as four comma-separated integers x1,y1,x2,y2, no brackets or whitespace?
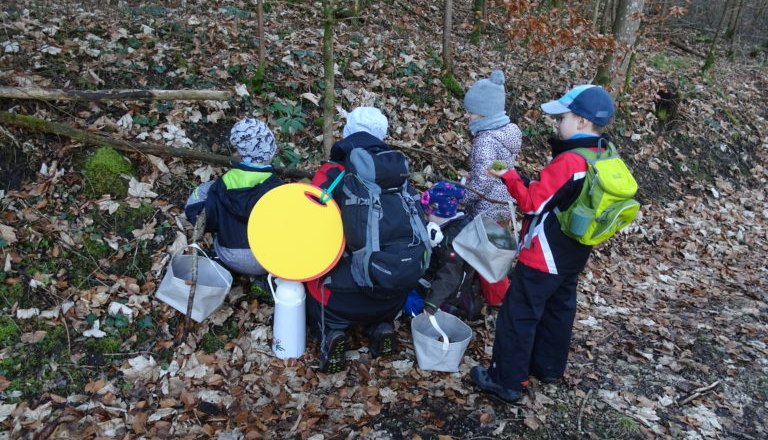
83,147,134,198
201,333,224,353
267,102,307,135
0,316,20,346
441,73,464,98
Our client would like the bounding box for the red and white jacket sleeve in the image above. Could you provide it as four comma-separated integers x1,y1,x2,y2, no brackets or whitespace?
499,152,588,216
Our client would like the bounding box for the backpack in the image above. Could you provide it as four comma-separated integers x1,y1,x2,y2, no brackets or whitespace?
330,146,431,299
555,142,640,246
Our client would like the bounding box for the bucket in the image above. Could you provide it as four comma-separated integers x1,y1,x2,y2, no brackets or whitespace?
411,310,472,373
156,245,233,322
268,274,306,359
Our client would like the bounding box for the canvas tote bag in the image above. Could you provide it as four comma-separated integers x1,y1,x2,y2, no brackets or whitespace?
156,244,233,322
411,310,473,373
452,202,519,283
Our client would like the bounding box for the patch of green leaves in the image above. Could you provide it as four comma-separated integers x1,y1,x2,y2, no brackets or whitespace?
267,102,307,135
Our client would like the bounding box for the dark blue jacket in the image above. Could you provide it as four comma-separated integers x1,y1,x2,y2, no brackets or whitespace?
186,163,283,250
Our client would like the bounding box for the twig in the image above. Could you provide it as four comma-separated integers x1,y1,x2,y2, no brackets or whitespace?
677,380,721,406
60,313,73,361
577,389,593,434
177,211,207,345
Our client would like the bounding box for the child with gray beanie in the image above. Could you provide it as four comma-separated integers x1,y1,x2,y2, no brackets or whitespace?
463,70,522,223
185,118,283,276
462,70,522,306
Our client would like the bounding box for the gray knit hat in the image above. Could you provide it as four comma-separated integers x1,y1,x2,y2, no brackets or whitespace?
229,118,277,164
343,107,388,140
464,70,506,117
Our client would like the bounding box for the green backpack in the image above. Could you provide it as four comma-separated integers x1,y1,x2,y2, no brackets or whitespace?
555,142,640,246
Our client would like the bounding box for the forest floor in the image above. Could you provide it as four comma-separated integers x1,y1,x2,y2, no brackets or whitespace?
1,1,767,439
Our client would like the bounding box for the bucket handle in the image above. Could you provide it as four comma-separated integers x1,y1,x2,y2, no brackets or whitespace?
267,273,278,303
176,244,231,286
428,313,451,351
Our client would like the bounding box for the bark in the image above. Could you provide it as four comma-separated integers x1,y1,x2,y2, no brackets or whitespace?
0,87,232,102
0,111,313,178
443,0,454,74
322,0,336,157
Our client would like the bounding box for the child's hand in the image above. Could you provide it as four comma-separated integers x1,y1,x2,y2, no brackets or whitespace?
488,160,508,177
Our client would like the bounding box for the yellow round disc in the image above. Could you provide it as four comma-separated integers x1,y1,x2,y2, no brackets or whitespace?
247,183,345,281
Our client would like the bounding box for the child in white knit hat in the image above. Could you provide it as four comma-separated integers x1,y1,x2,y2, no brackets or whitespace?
185,118,283,275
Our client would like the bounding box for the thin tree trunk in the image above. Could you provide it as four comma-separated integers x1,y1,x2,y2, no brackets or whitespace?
443,0,454,74
322,0,336,157
725,0,743,40
726,0,745,58
470,0,485,44
0,87,232,101
257,0,265,67
702,0,733,74
594,0,645,91
0,111,313,178
592,0,604,30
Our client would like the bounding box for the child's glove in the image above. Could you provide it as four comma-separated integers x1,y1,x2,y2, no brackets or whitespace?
426,222,444,248
403,289,424,316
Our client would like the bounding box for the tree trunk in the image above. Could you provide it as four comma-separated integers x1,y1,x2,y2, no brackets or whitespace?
443,0,454,74
594,0,645,92
257,0,266,67
322,0,336,157
702,0,732,74
726,0,745,59
0,111,313,178
0,87,232,102
592,0,604,30
470,0,485,45
725,0,743,41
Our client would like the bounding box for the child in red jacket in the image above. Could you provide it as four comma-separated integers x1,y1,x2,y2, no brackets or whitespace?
471,85,616,403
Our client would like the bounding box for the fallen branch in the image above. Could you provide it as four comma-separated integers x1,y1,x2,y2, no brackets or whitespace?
668,40,706,59
677,380,721,406
577,389,593,434
0,111,312,179
0,86,233,101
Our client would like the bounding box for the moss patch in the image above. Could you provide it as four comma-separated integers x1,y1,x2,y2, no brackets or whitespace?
83,147,134,198
441,72,464,98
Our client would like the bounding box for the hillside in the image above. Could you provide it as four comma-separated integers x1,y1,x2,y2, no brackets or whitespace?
1,1,767,438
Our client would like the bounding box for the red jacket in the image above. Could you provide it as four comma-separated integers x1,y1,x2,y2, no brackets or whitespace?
500,136,607,275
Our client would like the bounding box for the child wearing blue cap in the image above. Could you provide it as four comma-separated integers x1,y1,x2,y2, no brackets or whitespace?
471,85,616,403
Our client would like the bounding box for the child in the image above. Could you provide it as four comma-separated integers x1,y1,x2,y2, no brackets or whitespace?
306,107,407,373
416,181,481,320
463,69,522,223
185,118,283,276
462,69,523,306
471,85,616,403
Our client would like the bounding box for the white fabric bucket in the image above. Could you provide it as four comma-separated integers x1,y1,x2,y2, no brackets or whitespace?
156,245,233,322
268,274,306,359
411,310,472,373
453,203,519,283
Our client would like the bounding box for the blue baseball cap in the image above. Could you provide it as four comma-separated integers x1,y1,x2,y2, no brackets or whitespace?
541,85,615,126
